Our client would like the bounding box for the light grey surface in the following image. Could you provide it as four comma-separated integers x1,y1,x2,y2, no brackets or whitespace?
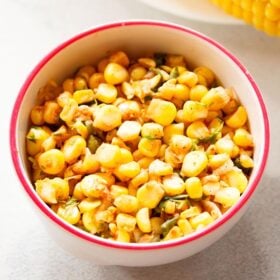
1,0,280,279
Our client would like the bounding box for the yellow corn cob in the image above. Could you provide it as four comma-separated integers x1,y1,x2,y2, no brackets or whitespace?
211,0,280,36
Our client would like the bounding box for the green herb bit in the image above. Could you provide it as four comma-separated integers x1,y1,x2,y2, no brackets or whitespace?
161,215,179,237
169,67,179,79
65,197,79,208
198,121,224,144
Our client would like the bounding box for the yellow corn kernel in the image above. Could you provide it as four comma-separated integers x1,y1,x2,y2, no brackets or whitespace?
136,207,152,233
73,89,95,104
164,146,183,169
116,229,131,242
223,169,248,193
95,143,121,168
96,83,118,104
130,66,147,81
201,87,230,111
114,161,141,179
147,99,177,126
30,105,45,125
162,174,185,196
137,57,156,68
194,66,215,87
82,211,98,234
208,153,230,169
78,198,102,213
137,157,154,169
95,172,115,187
233,128,254,147
185,177,203,199
59,99,78,125
72,152,100,175
109,51,130,67
149,159,173,176
141,122,164,139
76,65,96,81
35,177,69,204
150,217,164,234
222,98,240,115
110,184,129,199
74,76,87,90
26,126,51,156
117,121,141,141
114,194,138,213
138,138,161,157
57,205,81,225
225,106,248,128
89,73,105,89
189,85,208,101
180,206,201,219
178,219,193,235
117,100,141,120
163,123,185,144
38,149,65,175
166,54,186,67
79,174,108,198
175,109,185,123
202,200,222,220
215,136,235,156
196,73,208,87
169,135,192,155
119,148,134,163
63,78,74,93
214,187,240,208
73,182,86,200
62,135,86,164
202,181,221,196
41,135,56,151
271,0,280,8
239,153,254,168
181,151,208,177
128,169,149,194
137,181,165,209
265,3,280,21
43,101,61,124
104,62,129,85
163,226,183,241
186,120,210,139
97,58,109,73
182,101,208,122
178,71,198,87
189,212,214,230
116,213,136,233
163,200,176,214
93,105,122,131
172,84,190,101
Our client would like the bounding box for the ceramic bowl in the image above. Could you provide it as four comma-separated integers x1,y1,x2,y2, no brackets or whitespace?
10,21,269,266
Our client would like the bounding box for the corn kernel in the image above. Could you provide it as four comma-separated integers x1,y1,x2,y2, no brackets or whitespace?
114,194,138,213
62,135,86,164
104,62,129,85
182,101,208,122
137,181,165,209
181,151,208,177
80,174,108,198
38,149,65,175
180,206,201,219
185,177,203,199
163,123,185,144
89,73,105,89
82,211,98,234
73,89,95,104
189,212,214,229
169,135,192,155
26,126,50,156
78,198,102,213
225,106,248,128
163,226,183,241
138,138,161,157
178,219,193,235
194,66,215,87
149,159,173,176
57,205,81,225
95,143,121,168
110,184,129,199
116,213,136,232
189,85,208,101
141,122,164,139
186,120,210,139
233,128,254,147
114,161,141,179
201,87,230,110
178,71,198,87
147,99,177,126
109,51,130,67
223,169,248,193
162,174,185,196
214,187,240,208
136,207,152,233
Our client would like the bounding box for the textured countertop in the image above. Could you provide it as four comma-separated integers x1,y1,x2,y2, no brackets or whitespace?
1,0,280,279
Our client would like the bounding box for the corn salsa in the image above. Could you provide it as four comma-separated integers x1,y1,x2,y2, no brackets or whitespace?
26,51,254,243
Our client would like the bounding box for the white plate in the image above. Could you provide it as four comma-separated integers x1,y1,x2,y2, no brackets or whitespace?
138,0,243,25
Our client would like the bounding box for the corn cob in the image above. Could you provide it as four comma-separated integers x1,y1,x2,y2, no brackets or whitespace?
211,0,280,36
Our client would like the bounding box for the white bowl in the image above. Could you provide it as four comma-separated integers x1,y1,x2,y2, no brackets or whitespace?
10,20,269,266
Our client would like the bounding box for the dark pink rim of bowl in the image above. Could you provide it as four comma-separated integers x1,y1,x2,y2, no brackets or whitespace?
10,20,270,251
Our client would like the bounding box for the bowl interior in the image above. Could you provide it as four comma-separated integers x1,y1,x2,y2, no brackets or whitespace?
13,21,268,248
